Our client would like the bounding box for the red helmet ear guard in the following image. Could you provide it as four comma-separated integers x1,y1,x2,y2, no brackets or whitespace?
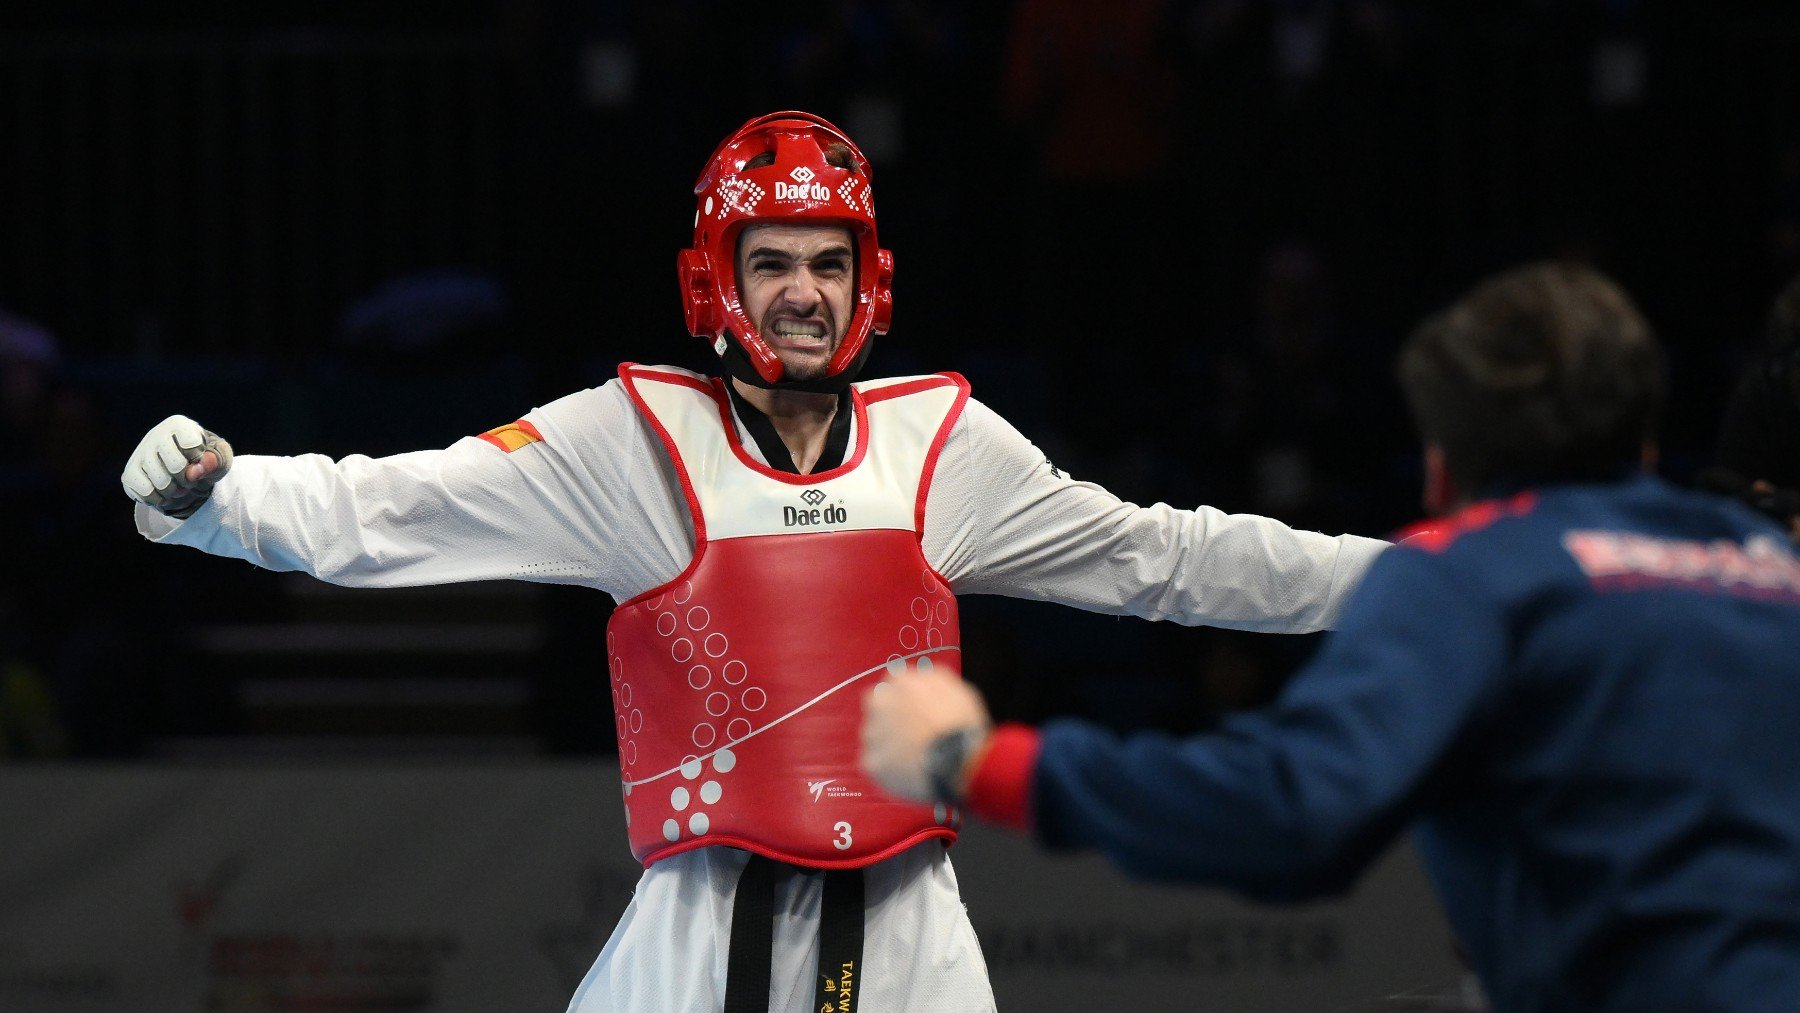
871,248,895,335
679,111,892,388
677,248,723,344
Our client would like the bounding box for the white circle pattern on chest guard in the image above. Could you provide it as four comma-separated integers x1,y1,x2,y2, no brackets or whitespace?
622,576,797,844
608,647,639,786
623,570,954,852
889,568,953,665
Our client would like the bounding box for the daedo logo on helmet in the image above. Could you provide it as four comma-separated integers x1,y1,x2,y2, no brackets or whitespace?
775,166,831,203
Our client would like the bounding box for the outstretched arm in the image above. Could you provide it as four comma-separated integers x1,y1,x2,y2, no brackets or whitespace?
863,546,1505,901
923,398,1388,632
121,383,655,593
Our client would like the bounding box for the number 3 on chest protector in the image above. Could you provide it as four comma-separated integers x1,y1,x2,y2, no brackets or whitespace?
833,821,853,851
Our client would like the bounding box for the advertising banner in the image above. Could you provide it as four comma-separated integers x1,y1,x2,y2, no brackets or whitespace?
0,765,1459,1011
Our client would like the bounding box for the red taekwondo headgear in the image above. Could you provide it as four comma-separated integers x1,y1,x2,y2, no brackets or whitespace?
679,111,893,393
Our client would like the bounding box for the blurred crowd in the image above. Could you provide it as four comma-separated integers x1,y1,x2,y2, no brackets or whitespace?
4,0,1800,757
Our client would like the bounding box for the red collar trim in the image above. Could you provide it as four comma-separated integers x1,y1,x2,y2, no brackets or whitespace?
1394,491,1540,553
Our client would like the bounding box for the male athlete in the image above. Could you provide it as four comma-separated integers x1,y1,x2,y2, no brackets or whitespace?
863,262,1800,1011
123,111,1388,1012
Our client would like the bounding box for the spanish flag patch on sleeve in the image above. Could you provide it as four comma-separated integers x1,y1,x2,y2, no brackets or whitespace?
478,419,545,453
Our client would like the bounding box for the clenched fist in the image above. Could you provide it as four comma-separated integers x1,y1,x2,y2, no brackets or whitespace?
860,664,993,803
121,415,234,518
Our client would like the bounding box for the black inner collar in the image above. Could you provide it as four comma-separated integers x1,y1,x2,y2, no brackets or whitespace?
724,379,854,475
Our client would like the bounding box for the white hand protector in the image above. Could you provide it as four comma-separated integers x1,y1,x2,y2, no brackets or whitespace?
121,415,235,518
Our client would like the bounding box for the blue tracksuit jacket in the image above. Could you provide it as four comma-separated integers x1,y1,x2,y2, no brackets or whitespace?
1031,475,1800,1012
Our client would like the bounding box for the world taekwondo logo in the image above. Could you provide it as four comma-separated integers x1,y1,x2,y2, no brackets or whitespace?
785,488,846,528
807,778,862,802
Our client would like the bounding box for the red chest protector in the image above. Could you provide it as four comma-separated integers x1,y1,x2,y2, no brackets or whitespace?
608,364,970,869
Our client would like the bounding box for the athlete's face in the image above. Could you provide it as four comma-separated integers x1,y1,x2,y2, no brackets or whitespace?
735,223,855,382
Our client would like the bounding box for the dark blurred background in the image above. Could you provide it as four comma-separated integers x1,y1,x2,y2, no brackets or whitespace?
4,0,1799,761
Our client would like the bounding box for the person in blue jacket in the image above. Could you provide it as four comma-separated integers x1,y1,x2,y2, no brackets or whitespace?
862,262,1800,1012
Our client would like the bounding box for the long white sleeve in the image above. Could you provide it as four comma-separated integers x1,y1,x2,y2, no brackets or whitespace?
920,398,1387,633
135,381,693,599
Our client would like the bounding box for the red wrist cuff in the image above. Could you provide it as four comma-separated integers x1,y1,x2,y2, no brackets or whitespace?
962,723,1041,833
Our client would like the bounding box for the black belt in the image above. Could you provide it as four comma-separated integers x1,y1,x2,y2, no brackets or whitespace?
723,854,865,1013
